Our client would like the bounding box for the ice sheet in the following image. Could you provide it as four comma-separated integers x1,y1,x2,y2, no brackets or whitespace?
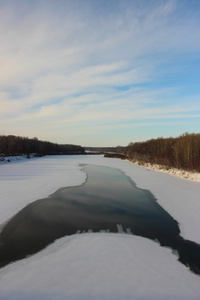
0,155,200,299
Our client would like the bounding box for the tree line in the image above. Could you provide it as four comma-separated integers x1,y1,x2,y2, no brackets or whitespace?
1,133,200,172
0,135,85,156
123,133,200,172
85,146,124,153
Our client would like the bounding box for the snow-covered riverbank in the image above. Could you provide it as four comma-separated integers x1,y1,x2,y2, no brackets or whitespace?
0,154,35,165
129,159,200,182
0,155,200,299
2,154,200,182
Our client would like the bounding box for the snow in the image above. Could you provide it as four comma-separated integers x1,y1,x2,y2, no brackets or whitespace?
0,156,86,226
0,155,200,300
1,233,200,300
130,160,200,182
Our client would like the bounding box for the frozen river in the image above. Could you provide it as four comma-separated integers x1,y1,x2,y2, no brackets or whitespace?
1,164,200,273
0,155,200,300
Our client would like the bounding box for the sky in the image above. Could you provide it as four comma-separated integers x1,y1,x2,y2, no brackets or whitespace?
0,0,200,147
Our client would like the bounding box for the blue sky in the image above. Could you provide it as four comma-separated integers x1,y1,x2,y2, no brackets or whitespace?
0,0,199,146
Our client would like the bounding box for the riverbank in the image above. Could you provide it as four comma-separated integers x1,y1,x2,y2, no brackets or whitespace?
103,153,200,182
0,154,36,164
129,159,200,182
2,154,200,183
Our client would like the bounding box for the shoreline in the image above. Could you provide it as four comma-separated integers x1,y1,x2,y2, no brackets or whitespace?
103,153,200,183
1,154,200,182
129,159,200,182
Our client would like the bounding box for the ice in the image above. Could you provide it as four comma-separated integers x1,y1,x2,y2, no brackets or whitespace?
1,233,200,300
0,155,200,299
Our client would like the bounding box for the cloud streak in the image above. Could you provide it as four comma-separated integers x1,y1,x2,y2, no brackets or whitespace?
0,0,200,145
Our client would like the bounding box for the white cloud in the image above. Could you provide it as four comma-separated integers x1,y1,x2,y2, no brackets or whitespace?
0,0,200,145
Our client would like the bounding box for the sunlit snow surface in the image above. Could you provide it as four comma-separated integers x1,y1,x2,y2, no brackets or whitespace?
0,155,200,300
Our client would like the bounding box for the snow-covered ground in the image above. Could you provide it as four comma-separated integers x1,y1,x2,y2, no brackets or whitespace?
130,159,200,182
0,155,200,300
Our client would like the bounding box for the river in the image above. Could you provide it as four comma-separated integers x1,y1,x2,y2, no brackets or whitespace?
0,164,200,273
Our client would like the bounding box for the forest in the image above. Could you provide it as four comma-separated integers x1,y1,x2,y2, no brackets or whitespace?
1,133,200,172
123,133,200,172
0,135,85,156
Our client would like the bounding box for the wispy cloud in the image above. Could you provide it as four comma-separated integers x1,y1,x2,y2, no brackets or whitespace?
0,0,200,145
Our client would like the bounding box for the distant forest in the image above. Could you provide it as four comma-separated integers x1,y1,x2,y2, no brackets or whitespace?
1,133,200,172
122,133,200,172
0,135,85,156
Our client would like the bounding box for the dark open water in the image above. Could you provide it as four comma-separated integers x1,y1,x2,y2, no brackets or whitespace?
0,165,200,273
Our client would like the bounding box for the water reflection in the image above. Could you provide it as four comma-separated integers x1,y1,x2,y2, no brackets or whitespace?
0,165,200,274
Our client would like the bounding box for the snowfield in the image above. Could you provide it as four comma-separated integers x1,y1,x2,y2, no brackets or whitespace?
0,155,200,300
